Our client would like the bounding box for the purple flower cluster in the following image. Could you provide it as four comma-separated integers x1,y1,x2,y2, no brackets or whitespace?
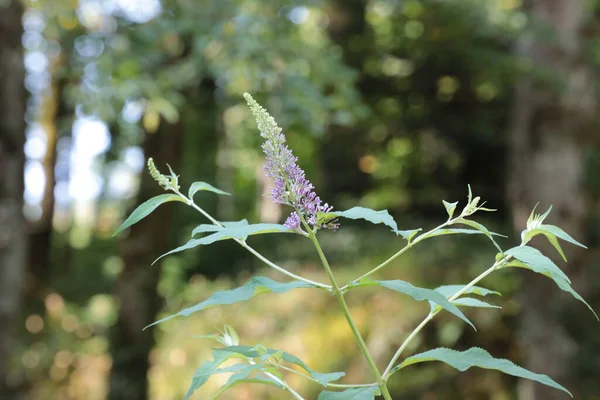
244,93,338,231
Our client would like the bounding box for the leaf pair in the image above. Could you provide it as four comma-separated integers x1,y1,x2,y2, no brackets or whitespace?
185,344,345,399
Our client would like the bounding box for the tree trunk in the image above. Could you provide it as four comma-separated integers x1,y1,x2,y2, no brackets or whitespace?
108,119,182,400
507,1,596,398
0,0,27,395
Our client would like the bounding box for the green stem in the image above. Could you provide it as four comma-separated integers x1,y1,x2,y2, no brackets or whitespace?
174,189,332,290
306,228,393,400
342,219,456,291
382,256,510,379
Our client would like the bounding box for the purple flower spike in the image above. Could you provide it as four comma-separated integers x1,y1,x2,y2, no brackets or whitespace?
244,93,338,231
284,212,301,230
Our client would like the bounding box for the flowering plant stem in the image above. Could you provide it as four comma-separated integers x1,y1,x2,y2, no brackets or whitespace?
381,254,511,379
173,188,332,290
304,218,393,400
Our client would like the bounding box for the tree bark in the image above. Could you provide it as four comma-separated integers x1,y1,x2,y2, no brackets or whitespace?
108,119,182,400
0,0,27,395
507,0,596,398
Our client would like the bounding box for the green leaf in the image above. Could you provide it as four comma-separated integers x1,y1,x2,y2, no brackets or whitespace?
539,224,587,249
396,228,423,242
505,246,570,283
210,365,283,400
153,223,291,264
435,285,501,298
328,207,398,232
113,194,185,237
184,351,235,400
145,277,319,329
456,218,503,252
442,200,458,219
392,347,572,397
504,246,598,320
428,228,507,239
368,279,475,330
188,181,230,199
317,387,379,400
215,345,345,386
280,352,345,386
523,228,567,261
192,220,249,237
452,298,501,309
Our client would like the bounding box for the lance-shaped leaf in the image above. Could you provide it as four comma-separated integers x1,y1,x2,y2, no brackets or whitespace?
391,347,572,397
435,285,501,299
192,219,249,237
153,223,292,264
364,279,475,330
327,207,399,232
442,200,458,219
145,277,319,329
215,345,345,386
317,387,379,400
539,224,587,249
455,218,503,252
396,228,422,242
504,246,598,320
184,351,238,400
427,228,507,239
113,194,186,236
188,181,230,199
451,298,501,309
209,365,282,400
523,227,567,261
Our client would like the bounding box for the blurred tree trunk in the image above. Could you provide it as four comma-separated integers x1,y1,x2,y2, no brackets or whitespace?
507,0,596,398
108,120,182,400
0,0,27,395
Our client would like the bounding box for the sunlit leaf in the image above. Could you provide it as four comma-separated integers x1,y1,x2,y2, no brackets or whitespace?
451,298,501,309
113,194,185,236
328,207,398,232
192,220,249,237
153,223,292,263
184,352,235,400
442,200,458,219
504,246,598,320
363,279,475,330
396,228,422,241
434,285,501,298
188,181,230,199
391,347,572,397
215,345,345,386
523,228,567,261
428,228,506,239
317,387,379,400
145,277,319,328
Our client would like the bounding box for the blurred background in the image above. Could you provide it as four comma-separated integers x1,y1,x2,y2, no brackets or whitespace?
1,0,599,399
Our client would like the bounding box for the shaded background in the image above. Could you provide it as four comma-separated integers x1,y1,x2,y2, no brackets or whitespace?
1,0,599,399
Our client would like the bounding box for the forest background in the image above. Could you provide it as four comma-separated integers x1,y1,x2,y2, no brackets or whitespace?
1,0,600,399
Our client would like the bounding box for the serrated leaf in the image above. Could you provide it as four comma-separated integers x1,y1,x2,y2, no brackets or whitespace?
435,285,501,298
442,200,458,219
328,207,398,232
452,298,501,309
113,194,185,237
396,228,422,241
188,181,230,199
153,223,291,264
392,347,572,397
145,277,319,329
317,387,379,400
428,228,507,239
539,224,587,249
367,279,475,330
456,218,503,252
504,246,598,320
